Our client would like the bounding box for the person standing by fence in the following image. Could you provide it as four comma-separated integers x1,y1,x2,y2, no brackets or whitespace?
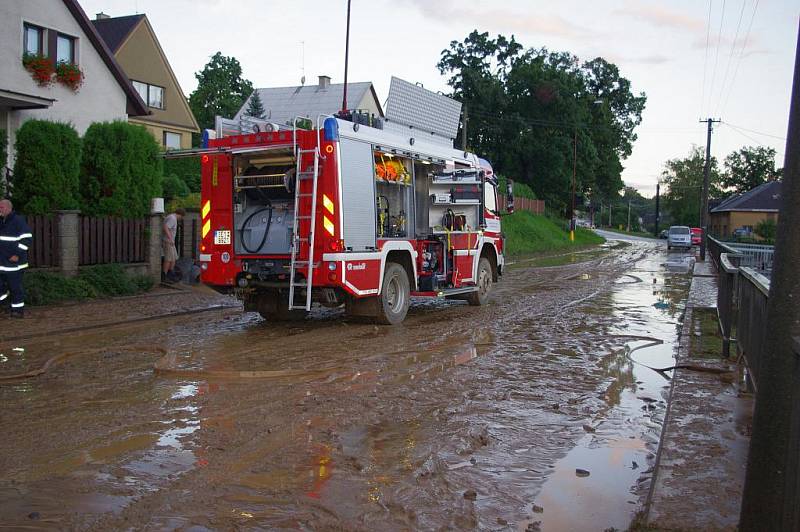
162,207,185,283
0,199,32,318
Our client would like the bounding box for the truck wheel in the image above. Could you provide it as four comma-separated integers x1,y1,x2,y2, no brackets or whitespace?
257,290,307,322
467,257,492,306
377,262,410,325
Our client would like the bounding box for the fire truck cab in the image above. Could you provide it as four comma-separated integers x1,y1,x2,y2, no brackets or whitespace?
193,79,504,324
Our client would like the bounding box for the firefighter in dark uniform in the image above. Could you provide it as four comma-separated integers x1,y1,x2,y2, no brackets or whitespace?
0,199,32,318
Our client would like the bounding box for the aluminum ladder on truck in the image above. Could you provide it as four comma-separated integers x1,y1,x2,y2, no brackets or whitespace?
288,147,320,311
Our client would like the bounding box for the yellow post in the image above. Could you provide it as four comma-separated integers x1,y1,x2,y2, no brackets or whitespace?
569,229,575,242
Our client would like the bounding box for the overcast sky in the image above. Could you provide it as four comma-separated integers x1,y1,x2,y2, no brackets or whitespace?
79,0,798,197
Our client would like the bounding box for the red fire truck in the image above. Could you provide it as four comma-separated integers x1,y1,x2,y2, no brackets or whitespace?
184,82,505,324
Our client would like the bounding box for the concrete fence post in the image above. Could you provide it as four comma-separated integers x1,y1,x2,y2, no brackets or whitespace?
146,213,163,283
56,210,80,277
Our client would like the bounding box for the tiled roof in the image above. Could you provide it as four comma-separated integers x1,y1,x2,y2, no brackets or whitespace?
711,180,782,212
92,14,144,53
234,82,380,125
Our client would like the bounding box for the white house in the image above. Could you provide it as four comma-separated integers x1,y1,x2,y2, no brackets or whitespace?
0,0,148,169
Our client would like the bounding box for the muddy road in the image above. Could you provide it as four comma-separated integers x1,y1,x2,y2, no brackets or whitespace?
0,239,694,530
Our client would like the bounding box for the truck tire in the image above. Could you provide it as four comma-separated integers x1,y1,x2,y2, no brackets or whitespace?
257,289,307,322
467,257,492,306
377,262,410,325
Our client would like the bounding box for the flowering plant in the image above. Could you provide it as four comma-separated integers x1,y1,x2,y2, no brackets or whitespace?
22,53,55,87
55,61,84,92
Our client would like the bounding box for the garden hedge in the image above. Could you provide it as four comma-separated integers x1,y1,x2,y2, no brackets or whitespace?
81,121,163,218
11,120,81,214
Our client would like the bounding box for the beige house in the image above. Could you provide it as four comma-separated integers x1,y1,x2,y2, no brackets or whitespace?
93,13,198,149
710,181,782,239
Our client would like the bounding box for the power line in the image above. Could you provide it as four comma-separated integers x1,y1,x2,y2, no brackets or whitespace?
721,122,785,157
714,0,747,117
707,0,727,114
701,0,714,115
720,0,760,116
722,121,786,140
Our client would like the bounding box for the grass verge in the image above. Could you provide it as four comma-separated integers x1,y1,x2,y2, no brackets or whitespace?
502,210,605,256
24,264,153,306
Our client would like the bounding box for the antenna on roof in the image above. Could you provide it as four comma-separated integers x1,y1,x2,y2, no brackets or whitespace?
341,0,351,113
300,41,305,86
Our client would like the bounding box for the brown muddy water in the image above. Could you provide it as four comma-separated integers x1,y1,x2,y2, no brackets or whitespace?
0,242,695,530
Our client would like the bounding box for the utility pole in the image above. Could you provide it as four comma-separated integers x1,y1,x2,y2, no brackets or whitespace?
739,20,800,531
340,0,351,114
654,183,660,237
699,117,720,261
570,127,577,242
627,198,632,232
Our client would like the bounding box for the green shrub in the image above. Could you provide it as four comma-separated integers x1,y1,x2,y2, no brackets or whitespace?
81,121,163,218
24,264,154,305
162,173,190,200
754,218,777,242
11,120,81,214
164,156,201,192
24,271,95,305
497,175,537,200
77,264,147,296
167,192,200,213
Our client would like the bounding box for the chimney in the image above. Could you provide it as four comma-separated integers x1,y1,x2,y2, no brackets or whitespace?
96,12,110,20
318,75,331,89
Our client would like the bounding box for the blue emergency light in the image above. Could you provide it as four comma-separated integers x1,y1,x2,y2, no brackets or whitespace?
323,117,339,142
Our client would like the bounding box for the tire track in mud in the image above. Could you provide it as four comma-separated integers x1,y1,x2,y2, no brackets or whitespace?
1,242,665,530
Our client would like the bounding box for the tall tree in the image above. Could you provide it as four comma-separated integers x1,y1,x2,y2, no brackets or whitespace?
437,32,645,211
246,90,266,119
722,145,780,193
661,146,722,226
188,52,253,132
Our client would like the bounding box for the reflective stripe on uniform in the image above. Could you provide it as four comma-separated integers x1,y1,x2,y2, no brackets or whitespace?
0,292,8,301
0,263,29,271
11,302,24,308
18,243,28,250
0,233,32,241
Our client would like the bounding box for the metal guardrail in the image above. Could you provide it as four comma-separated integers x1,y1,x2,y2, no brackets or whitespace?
736,267,771,392
708,236,773,276
717,252,741,358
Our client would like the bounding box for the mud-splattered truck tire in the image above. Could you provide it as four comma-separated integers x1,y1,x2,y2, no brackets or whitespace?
467,257,493,306
376,262,410,325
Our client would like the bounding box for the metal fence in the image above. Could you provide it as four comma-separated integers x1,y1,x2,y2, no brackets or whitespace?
717,252,741,358
736,267,771,391
708,236,773,276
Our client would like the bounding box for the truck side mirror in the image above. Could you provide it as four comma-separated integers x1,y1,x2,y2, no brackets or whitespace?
506,179,515,214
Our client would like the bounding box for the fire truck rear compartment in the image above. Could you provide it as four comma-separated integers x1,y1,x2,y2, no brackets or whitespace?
232,154,296,256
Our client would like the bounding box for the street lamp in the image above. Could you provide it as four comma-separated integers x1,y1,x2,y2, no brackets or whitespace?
570,99,604,242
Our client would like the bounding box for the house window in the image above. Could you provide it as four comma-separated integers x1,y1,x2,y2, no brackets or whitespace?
24,23,44,56
148,85,164,109
131,80,165,109
163,131,181,150
56,33,75,64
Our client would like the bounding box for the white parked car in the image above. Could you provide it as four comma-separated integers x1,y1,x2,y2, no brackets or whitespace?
667,225,692,250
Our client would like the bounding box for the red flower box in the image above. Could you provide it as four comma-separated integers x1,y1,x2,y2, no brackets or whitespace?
22,53,55,87
55,61,84,92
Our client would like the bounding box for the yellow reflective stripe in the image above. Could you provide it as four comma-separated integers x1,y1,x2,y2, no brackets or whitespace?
323,215,335,236
202,219,212,238
322,194,334,215
201,200,211,219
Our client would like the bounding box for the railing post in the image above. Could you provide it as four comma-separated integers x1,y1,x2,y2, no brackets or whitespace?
56,210,80,277
146,213,163,284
